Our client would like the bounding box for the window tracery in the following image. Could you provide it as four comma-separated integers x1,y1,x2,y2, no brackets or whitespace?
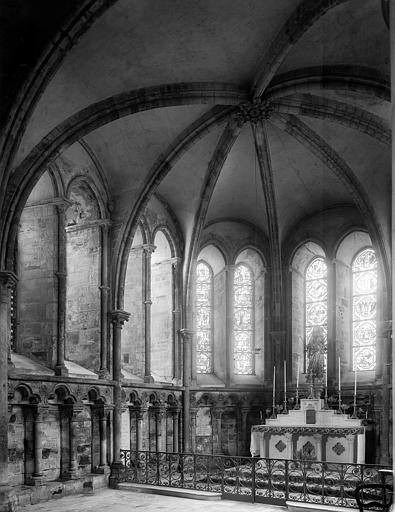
305,257,327,370
196,261,213,373
352,248,377,371
233,264,254,375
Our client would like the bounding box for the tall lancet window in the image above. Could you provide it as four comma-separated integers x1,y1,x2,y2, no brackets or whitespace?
305,257,327,368
352,248,377,371
233,264,254,374
196,261,213,373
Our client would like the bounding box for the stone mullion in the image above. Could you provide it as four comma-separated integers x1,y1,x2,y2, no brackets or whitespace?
99,222,111,378
55,202,70,375
172,257,182,381
225,265,235,386
327,259,336,386
142,244,155,383
0,271,17,511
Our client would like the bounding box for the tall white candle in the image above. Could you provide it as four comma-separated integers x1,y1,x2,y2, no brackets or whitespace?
296,358,300,389
338,356,341,391
284,360,287,395
354,368,357,396
273,366,276,400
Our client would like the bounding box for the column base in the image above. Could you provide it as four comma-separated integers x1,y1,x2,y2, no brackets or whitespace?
0,485,16,512
144,375,154,383
54,364,69,377
26,475,44,486
95,465,110,475
64,468,80,480
98,369,110,380
109,462,124,489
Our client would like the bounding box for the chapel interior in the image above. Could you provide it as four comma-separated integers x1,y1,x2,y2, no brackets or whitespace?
0,0,393,510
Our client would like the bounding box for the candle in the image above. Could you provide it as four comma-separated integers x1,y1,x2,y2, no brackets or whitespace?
296,358,300,389
338,357,341,391
325,363,328,388
273,366,276,400
284,360,287,395
354,368,357,396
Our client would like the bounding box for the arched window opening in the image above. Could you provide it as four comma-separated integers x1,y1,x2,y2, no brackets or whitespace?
151,230,174,380
233,264,254,375
196,261,213,374
305,257,327,371
352,248,377,371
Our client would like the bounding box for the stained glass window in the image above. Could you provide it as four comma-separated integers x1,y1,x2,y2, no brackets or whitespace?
233,264,254,374
196,261,213,373
305,257,327,369
352,248,377,371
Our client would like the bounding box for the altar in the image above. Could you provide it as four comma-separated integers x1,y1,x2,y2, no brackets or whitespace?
250,399,365,464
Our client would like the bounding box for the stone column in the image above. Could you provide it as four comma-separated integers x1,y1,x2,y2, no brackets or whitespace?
67,406,82,479
55,202,69,375
97,408,110,473
171,257,182,381
190,408,198,453
136,407,147,452
99,221,111,378
171,408,180,453
155,406,166,452
109,310,130,470
142,244,155,382
30,406,48,485
0,271,17,512
212,407,224,454
180,329,193,452
240,407,249,456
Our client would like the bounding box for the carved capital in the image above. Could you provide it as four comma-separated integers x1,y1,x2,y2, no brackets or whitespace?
142,244,156,255
109,310,130,326
179,329,194,342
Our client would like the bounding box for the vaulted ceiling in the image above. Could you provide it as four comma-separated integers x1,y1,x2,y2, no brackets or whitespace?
1,0,391,280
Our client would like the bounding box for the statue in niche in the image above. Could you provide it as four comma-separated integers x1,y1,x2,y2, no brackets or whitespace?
306,325,326,387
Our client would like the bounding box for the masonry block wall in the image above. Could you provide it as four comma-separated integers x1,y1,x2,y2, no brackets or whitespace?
18,204,58,366
66,225,101,371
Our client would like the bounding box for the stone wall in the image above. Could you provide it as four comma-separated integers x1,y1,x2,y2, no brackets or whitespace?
66,226,101,371
18,204,58,366
151,260,173,380
122,247,144,378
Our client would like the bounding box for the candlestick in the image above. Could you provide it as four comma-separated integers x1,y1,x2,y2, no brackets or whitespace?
283,360,288,413
352,368,358,418
338,357,342,414
271,366,276,418
294,357,300,409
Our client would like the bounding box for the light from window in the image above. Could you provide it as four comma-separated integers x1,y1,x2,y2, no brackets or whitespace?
352,248,377,371
196,262,213,373
233,264,254,375
305,258,327,368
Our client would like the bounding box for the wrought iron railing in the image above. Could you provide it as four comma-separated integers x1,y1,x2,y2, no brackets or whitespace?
116,450,391,508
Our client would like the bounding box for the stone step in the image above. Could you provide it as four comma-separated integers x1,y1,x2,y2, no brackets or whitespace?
118,483,222,500
286,501,355,512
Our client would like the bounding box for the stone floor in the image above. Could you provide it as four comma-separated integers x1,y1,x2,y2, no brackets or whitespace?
19,489,288,511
